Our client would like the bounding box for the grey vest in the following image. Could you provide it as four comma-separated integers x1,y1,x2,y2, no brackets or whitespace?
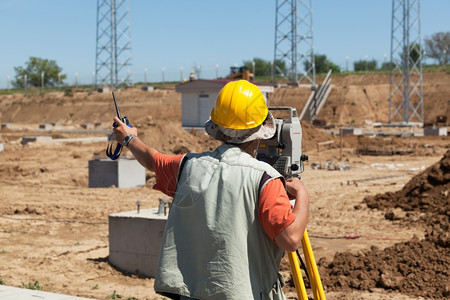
154,144,286,300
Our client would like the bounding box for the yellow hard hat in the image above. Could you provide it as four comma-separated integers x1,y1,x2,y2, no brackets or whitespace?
210,80,268,130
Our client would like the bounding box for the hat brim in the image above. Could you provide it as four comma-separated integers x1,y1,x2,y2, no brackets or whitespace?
205,111,276,144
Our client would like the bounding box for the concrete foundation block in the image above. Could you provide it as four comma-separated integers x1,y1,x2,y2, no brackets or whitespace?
39,123,53,130
424,127,447,136
22,136,53,145
1,123,14,129
0,143,3,152
81,123,95,130
342,128,362,135
141,86,154,91
88,158,146,188
98,87,110,93
109,208,168,277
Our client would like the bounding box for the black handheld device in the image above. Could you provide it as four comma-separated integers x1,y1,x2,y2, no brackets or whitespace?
106,92,131,160
112,91,129,126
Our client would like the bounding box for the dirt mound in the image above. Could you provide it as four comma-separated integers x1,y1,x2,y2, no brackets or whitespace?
301,121,337,152
136,118,221,155
319,71,450,126
318,239,449,298
364,150,450,217
316,150,450,298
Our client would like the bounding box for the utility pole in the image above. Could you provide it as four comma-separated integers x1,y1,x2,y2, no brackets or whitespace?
95,0,133,89
273,0,315,86
389,0,423,125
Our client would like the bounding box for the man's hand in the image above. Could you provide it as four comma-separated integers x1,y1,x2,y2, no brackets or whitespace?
285,177,306,200
113,117,138,145
112,116,158,172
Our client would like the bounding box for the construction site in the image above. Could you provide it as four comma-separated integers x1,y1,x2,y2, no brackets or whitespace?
0,68,448,299
1,0,449,299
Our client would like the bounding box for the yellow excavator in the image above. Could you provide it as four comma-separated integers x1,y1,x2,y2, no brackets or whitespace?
226,66,254,81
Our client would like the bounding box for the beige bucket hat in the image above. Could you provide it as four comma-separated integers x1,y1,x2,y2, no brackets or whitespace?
204,111,276,144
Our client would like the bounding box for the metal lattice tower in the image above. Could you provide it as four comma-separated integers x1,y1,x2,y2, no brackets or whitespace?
389,0,423,124
95,0,133,89
273,0,315,85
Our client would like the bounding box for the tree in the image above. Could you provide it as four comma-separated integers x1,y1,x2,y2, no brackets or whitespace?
13,57,66,88
402,42,422,65
303,54,340,74
354,59,377,71
424,31,450,65
380,61,393,71
243,57,286,76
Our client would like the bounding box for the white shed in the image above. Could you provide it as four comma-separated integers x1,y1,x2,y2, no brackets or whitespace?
175,79,274,129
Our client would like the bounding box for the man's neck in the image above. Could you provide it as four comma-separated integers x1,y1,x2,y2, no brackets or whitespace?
238,140,259,157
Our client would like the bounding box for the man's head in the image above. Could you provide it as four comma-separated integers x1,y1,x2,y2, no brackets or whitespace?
205,80,276,144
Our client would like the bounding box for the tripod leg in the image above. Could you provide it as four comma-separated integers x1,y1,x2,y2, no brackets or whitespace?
288,251,309,300
301,229,326,300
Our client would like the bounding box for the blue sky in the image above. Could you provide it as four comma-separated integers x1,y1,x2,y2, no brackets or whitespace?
1,0,449,88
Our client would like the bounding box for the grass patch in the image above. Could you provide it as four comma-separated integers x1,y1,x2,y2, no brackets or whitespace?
109,290,122,299
22,279,42,290
108,291,137,300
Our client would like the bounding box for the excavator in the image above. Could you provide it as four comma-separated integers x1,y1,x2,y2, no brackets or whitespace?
226,66,254,81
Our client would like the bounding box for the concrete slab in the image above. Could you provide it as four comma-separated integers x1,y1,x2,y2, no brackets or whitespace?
342,128,362,135
424,127,447,136
0,285,93,300
141,86,154,91
88,158,146,188
81,123,95,130
109,208,168,277
22,136,53,145
97,87,109,93
52,137,107,143
39,124,53,130
1,123,14,129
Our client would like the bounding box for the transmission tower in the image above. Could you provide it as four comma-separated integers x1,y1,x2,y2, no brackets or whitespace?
273,0,315,85
389,0,423,124
95,0,133,89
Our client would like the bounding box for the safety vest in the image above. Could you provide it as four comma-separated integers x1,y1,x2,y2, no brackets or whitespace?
154,144,287,300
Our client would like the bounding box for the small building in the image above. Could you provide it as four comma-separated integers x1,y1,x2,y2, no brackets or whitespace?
175,79,274,129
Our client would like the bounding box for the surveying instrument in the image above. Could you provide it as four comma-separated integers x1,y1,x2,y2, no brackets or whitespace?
257,107,326,300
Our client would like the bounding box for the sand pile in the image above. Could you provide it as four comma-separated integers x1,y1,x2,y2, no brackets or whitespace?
316,150,450,298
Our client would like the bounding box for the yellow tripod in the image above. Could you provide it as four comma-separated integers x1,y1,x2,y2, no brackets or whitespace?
288,229,326,300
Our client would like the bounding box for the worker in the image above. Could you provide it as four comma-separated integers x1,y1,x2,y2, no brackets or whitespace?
112,80,310,300
189,70,195,81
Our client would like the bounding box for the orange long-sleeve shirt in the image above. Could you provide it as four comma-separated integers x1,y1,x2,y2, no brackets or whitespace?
152,152,296,240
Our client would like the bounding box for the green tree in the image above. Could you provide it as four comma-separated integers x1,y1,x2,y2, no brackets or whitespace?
303,54,340,74
424,31,450,65
13,57,66,88
380,61,393,71
354,59,377,71
243,57,287,76
403,42,421,65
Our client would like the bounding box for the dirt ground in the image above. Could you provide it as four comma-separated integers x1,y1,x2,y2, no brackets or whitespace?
0,72,449,299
